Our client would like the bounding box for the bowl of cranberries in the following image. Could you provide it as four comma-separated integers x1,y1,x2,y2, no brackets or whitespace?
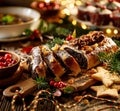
0,51,21,78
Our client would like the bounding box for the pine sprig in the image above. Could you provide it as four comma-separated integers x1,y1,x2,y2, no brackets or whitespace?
98,52,112,63
113,39,120,47
98,51,120,74
36,77,49,90
46,37,65,49
110,51,120,73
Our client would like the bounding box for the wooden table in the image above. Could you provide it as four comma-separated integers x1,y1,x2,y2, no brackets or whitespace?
0,39,120,111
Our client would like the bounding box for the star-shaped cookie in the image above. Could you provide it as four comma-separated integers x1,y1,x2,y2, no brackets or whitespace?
91,85,119,98
91,67,120,87
112,84,120,92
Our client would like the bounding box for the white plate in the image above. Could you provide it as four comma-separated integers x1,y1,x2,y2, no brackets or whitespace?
0,36,29,42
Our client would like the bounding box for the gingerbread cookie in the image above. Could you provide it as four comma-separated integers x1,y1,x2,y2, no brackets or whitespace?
91,67,120,87
91,85,119,98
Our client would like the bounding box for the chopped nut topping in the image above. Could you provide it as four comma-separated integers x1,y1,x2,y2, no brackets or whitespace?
67,78,75,84
69,31,104,49
74,96,82,102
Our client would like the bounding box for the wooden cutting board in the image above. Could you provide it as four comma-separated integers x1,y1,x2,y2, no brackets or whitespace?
3,78,37,97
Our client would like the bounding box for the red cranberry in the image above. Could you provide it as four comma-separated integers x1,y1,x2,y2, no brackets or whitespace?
0,53,17,68
50,80,55,86
58,82,63,88
0,62,5,68
53,82,58,87
0,56,4,62
4,53,12,60
12,59,17,64
6,58,12,63
66,34,73,41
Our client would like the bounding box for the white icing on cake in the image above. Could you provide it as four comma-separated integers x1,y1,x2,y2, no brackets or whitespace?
114,1,120,8
90,37,117,55
99,9,112,15
78,5,96,13
87,5,97,13
78,5,88,12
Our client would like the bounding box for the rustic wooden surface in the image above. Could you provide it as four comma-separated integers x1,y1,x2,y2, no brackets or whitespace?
0,88,120,111
0,89,55,111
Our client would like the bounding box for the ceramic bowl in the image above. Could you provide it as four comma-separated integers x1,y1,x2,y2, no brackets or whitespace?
0,6,40,39
0,50,21,78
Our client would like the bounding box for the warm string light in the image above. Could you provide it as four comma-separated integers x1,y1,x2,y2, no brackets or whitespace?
114,29,119,34
81,23,87,29
72,20,77,25
59,0,82,15
45,0,50,3
106,28,119,35
106,28,112,34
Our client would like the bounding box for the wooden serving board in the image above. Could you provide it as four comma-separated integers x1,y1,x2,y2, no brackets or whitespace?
3,78,37,97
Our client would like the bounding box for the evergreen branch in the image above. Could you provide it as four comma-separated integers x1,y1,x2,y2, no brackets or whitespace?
113,39,120,47
46,37,65,49
98,51,120,74
36,77,49,90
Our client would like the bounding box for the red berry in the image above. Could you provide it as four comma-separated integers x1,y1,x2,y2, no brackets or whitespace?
34,29,39,34
66,35,73,41
50,80,55,86
0,62,4,67
58,83,63,88
4,53,12,60
55,81,66,88
3,62,8,67
0,56,4,62
6,58,12,63
33,29,40,38
12,59,17,64
54,82,58,87
50,79,67,89
61,81,66,87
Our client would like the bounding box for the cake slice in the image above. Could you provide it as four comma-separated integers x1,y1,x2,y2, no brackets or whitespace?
52,44,81,77
41,45,65,77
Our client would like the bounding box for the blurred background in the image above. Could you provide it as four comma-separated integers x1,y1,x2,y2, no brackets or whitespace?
0,0,120,7
0,0,120,36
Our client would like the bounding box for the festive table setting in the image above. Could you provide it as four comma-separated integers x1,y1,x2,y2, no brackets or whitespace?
0,0,120,111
